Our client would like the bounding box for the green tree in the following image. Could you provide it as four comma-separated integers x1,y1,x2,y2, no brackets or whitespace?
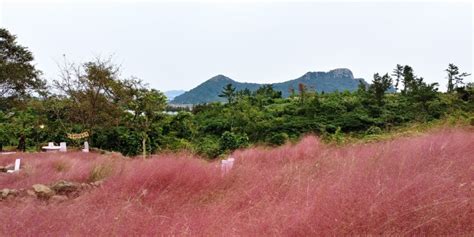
356,80,368,94
0,28,45,109
252,84,282,107
402,65,415,93
446,63,471,93
219,131,249,152
391,64,403,92
0,111,9,151
255,84,282,99
454,82,474,102
219,83,236,104
368,73,392,106
0,102,50,152
169,111,195,139
236,88,252,101
54,57,128,138
407,77,440,116
268,132,289,146
128,88,167,158
298,83,308,103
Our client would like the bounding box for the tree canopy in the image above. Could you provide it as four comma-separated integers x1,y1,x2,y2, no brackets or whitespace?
0,28,45,109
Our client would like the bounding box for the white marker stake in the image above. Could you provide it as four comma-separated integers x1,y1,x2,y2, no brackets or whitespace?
59,142,67,152
221,160,229,176
221,158,236,176
82,141,89,153
7,159,20,173
14,159,20,171
227,158,235,170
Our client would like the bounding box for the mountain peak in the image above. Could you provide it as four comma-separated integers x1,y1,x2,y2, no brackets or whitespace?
328,68,354,79
301,68,354,80
208,74,234,82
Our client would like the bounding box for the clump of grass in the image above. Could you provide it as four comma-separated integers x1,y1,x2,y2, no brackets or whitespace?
88,162,114,182
52,160,70,172
20,163,35,177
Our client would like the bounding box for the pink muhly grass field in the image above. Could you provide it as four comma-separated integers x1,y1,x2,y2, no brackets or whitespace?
0,128,472,235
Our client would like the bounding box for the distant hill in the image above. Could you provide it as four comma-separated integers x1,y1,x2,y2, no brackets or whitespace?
171,69,368,104
164,90,186,101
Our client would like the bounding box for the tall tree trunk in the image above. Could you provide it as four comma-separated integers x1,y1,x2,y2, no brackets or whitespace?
17,134,26,152
142,119,149,159
448,76,453,93
142,133,147,159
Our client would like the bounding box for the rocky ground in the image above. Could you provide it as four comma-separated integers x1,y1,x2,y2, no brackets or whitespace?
1,180,103,202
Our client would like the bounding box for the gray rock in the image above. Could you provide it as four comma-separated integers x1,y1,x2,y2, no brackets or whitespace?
81,183,92,189
51,180,80,195
1,188,18,199
91,180,103,187
26,189,37,198
1,188,10,198
32,184,54,199
50,195,68,202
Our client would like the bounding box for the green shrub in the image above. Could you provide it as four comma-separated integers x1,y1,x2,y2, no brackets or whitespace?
93,127,142,156
162,137,193,151
195,136,221,158
268,132,289,146
219,131,249,152
365,126,382,135
331,127,345,144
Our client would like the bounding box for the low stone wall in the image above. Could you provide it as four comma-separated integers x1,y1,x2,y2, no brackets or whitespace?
1,180,103,203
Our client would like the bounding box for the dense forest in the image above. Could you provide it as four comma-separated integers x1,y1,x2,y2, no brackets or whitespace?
1,28,473,158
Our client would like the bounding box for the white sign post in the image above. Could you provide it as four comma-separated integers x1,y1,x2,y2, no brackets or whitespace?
59,142,67,152
227,158,234,170
82,141,89,153
221,160,229,175
7,159,20,173
221,157,235,176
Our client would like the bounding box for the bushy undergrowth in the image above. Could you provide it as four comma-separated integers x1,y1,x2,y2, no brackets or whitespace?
0,128,473,235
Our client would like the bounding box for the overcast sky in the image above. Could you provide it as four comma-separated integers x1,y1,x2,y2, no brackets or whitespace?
1,0,472,91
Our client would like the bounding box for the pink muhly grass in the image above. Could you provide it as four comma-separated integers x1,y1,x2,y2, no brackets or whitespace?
0,152,118,189
0,128,472,235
